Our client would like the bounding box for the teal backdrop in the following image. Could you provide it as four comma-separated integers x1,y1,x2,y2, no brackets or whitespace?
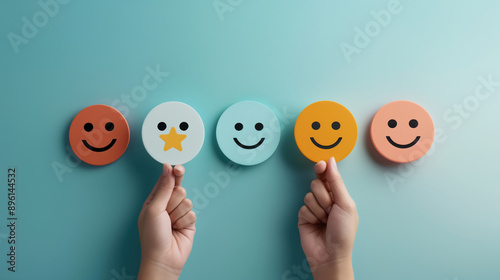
1,1,499,279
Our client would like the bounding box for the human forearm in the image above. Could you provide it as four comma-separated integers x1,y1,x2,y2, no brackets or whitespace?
311,257,354,280
138,259,180,280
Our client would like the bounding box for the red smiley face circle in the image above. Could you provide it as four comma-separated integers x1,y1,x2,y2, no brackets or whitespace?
69,105,130,166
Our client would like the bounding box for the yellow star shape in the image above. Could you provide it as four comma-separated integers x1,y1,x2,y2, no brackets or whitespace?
159,127,187,151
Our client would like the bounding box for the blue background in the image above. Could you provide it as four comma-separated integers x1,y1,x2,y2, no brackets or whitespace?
1,1,499,279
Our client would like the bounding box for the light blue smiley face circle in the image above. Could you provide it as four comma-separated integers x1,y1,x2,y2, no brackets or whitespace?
216,101,281,166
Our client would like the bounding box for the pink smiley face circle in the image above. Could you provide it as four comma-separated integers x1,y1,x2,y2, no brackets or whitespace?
370,100,434,163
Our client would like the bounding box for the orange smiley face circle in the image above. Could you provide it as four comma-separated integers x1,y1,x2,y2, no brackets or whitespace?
294,101,358,163
370,100,434,163
69,105,130,166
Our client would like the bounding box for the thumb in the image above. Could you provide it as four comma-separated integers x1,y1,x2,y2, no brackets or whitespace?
325,157,355,212
149,164,175,211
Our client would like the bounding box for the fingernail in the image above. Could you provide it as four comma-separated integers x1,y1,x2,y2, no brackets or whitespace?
162,164,169,176
175,165,185,175
327,206,332,213
330,157,338,170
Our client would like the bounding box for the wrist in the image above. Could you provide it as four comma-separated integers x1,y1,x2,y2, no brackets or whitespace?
138,258,180,280
310,257,354,280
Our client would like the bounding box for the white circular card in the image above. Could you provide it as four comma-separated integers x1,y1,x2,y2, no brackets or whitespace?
142,102,205,165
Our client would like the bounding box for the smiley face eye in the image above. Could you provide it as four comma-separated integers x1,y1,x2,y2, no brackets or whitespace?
255,123,263,131
388,119,397,128
84,122,93,132
179,122,189,131
235,123,243,131
312,121,320,130
409,119,418,128
331,121,340,130
157,122,167,131
105,122,114,131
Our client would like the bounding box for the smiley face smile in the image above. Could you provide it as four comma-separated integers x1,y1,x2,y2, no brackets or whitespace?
82,139,117,152
69,105,130,166
370,100,435,163
386,136,420,149
233,137,265,149
294,101,358,163
216,101,281,166
310,137,342,149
